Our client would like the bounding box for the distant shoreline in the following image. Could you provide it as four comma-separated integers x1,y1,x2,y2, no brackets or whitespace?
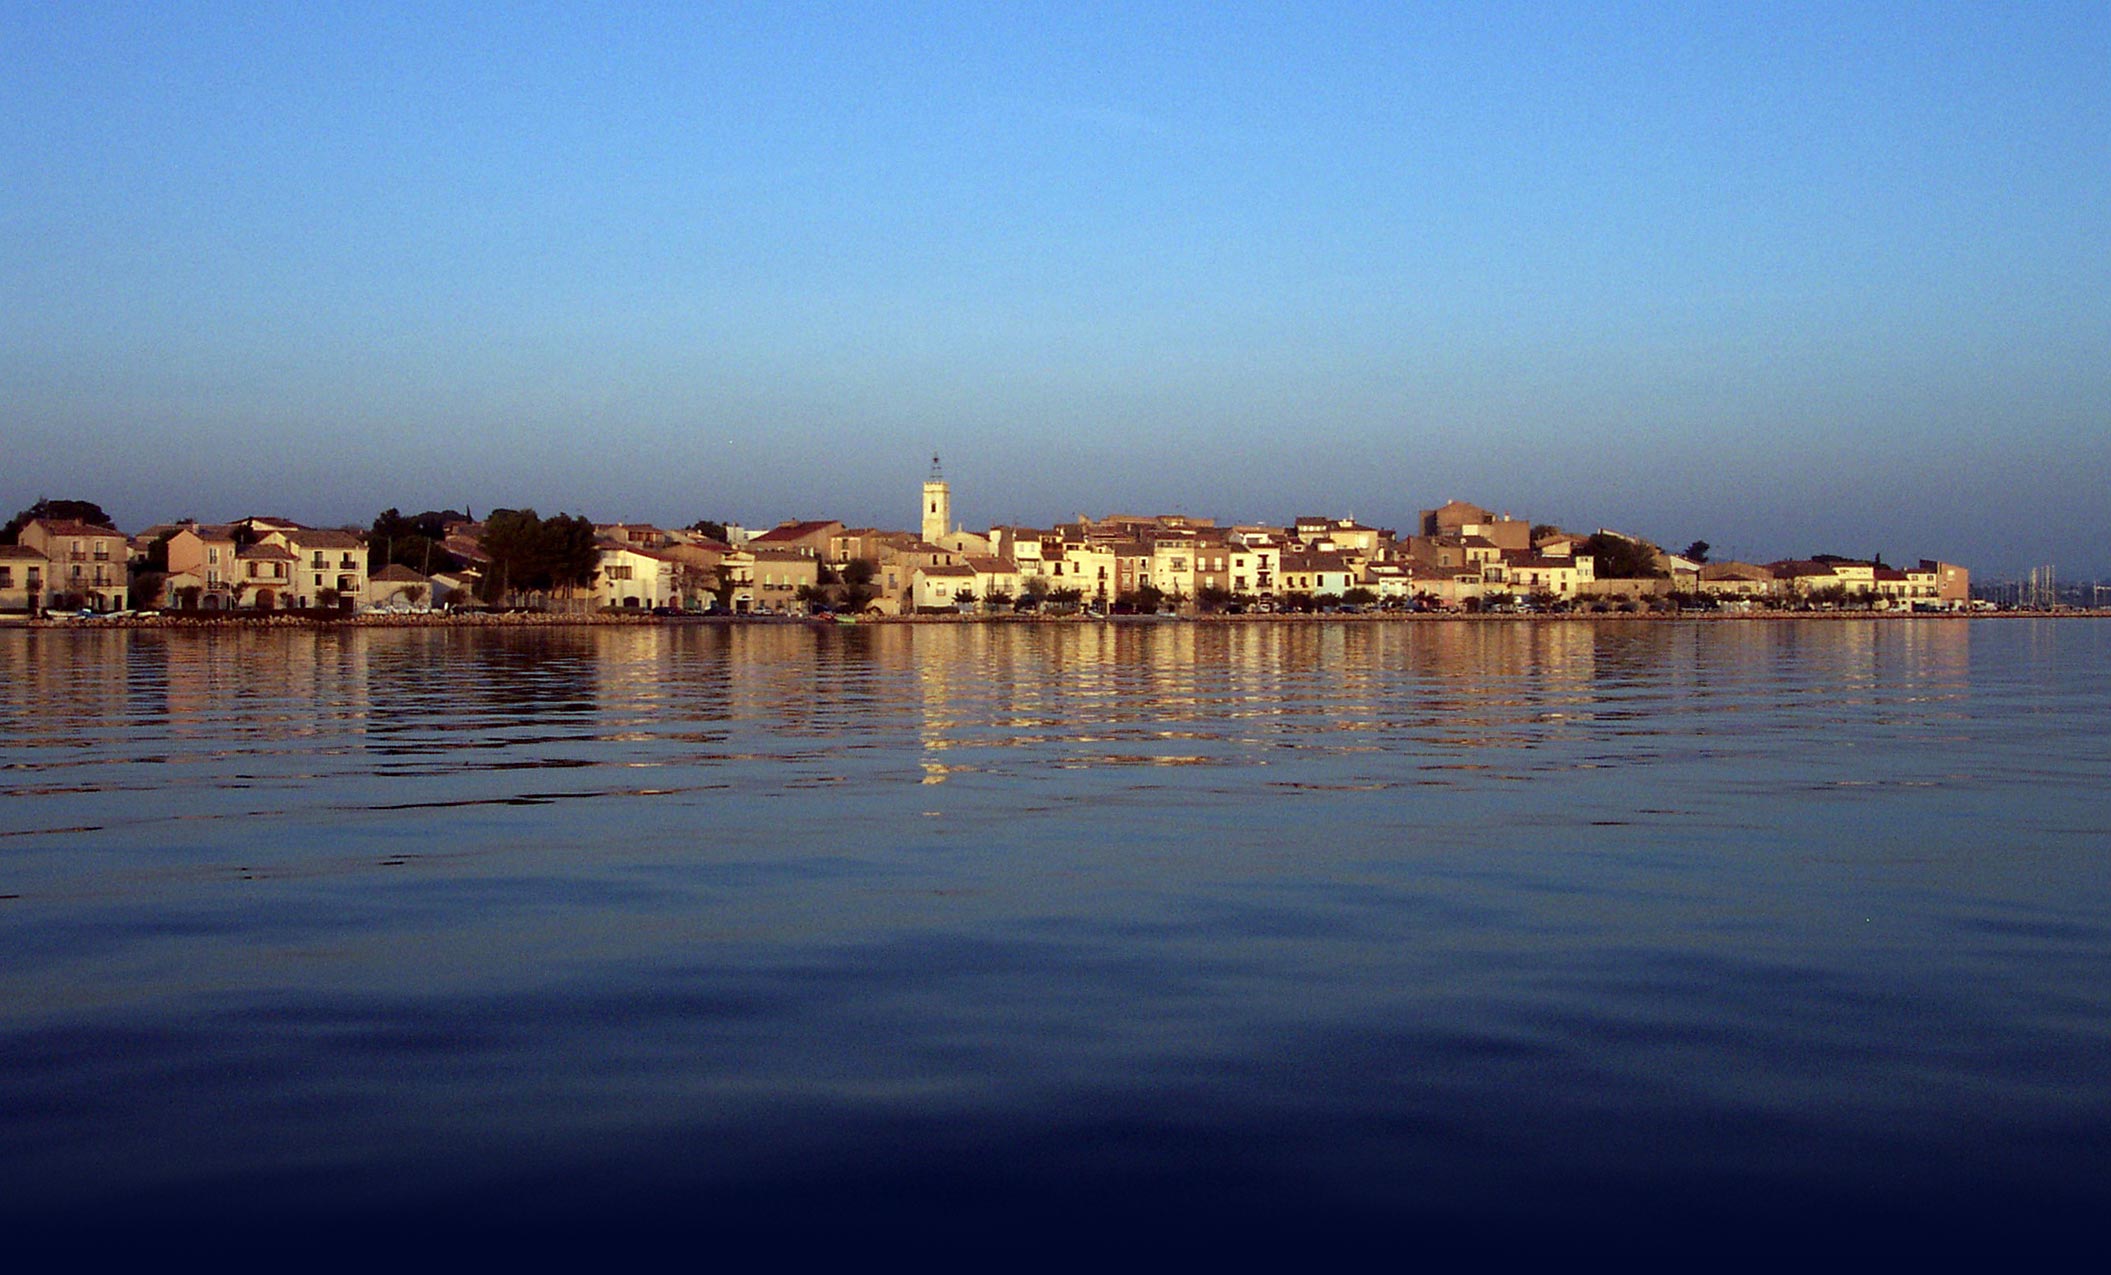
6,609,2092,631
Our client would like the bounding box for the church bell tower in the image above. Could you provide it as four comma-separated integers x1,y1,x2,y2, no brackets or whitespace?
922,455,951,544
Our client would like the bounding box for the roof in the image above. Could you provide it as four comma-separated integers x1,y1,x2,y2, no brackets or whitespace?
0,544,49,561
285,529,364,549
751,519,843,543
963,556,1017,573
1701,562,1774,581
371,564,430,583
917,564,977,578
1768,560,1840,578
238,544,298,561
1280,550,1354,571
29,519,123,538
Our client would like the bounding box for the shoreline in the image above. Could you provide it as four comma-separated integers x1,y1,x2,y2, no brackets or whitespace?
4,609,2092,631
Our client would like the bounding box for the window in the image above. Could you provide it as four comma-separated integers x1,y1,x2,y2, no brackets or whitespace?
0,567,11,587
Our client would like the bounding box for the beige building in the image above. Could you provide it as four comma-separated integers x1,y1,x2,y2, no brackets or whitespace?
1362,562,1415,603
1419,501,1531,552
233,543,299,608
1699,562,1780,600
1278,550,1358,597
250,528,368,610
748,519,846,559
591,542,681,610
17,519,128,611
912,562,979,611
1414,566,1489,608
1491,552,1598,598
0,544,50,612
164,524,243,610
721,547,820,613
367,564,435,610
961,556,1020,608
1007,533,1114,604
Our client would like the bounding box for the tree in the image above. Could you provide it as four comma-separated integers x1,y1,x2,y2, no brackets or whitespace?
1118,583,1166,613
368,508,463,576
1683,540,1711,564
476,509,600,606
840,557,878,611
982,587,1013,611
688,519,730,543
1197,584,1235,613
138,529,176,573
130,571,167,611
1342,587,1378,607
1578,532,1667,580
4,498,113,544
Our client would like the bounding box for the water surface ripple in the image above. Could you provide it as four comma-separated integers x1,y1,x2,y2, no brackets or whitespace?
2,620,2105,1250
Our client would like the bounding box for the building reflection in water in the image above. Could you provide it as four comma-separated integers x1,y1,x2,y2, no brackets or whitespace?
0,619,1977,841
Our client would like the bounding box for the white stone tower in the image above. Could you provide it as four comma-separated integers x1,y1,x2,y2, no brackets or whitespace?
922,454,951,544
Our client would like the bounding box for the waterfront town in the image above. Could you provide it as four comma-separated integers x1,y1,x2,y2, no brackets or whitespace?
1,460,1972,620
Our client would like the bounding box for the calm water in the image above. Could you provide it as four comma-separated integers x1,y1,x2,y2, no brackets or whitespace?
2,619,2106,1250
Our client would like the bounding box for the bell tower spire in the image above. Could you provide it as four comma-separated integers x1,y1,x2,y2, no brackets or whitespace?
922,455,951,544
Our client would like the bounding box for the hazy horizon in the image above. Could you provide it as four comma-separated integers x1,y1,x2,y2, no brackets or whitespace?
7,4,2106,577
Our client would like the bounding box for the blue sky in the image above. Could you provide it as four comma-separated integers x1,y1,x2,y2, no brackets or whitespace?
5,2,2106,574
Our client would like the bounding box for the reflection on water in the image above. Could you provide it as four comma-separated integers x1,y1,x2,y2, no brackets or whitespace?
0,619,2105,1247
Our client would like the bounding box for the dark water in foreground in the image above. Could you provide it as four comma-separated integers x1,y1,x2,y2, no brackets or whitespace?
2,619,2106,1251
